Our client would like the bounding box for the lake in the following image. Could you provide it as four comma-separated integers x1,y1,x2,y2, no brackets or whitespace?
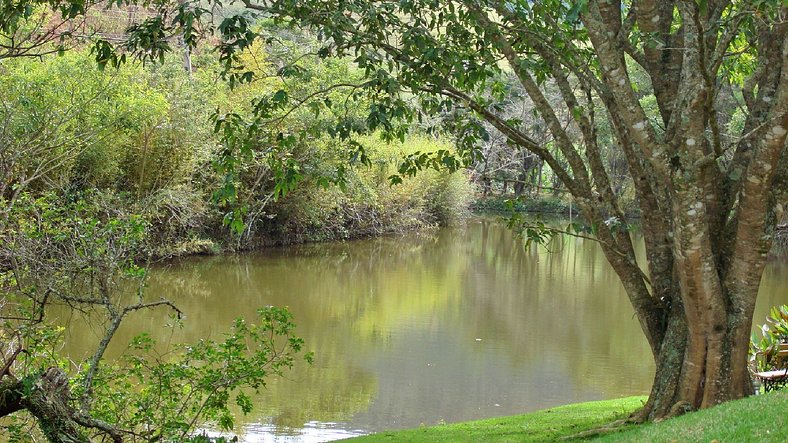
61,218,788,442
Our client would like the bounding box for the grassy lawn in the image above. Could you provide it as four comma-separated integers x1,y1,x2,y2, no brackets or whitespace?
597,390,788,442
343,391,788,442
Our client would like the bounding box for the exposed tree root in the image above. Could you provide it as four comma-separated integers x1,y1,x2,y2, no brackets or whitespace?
627,406,650,424
560,418,631,440
665,400,695,419
560,399,697,441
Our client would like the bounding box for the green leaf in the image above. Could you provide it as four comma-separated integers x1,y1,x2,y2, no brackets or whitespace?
272,89,289,104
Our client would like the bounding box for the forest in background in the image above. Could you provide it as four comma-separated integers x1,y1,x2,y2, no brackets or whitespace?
1,25,474,261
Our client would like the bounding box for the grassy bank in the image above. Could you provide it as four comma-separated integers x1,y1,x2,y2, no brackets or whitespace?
345,391,788,442
597,390,787,442
343,397,645,442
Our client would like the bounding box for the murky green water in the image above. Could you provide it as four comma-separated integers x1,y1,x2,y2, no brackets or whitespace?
62,218,788,442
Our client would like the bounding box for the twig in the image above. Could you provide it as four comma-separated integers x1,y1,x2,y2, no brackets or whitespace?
0,346,24,380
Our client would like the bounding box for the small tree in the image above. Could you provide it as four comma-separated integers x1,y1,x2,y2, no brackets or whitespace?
0,193,310,441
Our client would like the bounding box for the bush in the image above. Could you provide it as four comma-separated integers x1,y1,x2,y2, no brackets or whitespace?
0,49,216,199
256,134,475,244
424,169,476,225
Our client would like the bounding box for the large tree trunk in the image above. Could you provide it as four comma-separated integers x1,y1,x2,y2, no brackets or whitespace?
577,0,788,420
633,294,758,421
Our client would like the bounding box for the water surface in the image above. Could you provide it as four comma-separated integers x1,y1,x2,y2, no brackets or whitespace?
62,219,788,442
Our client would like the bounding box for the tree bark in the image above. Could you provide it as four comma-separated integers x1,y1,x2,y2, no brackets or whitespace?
2,370,88,442
577,0,788,419
0,369,123,443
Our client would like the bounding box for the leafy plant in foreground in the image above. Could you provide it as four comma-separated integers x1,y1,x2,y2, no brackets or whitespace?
88,307,313,441
750,305,788,372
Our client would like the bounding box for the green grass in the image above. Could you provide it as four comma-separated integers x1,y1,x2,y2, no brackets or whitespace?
342,397,646,442
597,390,788,442
343,391,788,442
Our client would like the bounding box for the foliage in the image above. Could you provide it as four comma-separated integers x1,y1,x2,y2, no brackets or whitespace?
1,306,310,442
88,307,312,441
259,135,474,244
1,50,154,188
751,305,788,372
424,169,475,226
2,191,148,300
0,37,471,253
0,49,216,204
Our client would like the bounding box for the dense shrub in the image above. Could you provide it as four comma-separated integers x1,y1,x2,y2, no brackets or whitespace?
256,135,475,244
